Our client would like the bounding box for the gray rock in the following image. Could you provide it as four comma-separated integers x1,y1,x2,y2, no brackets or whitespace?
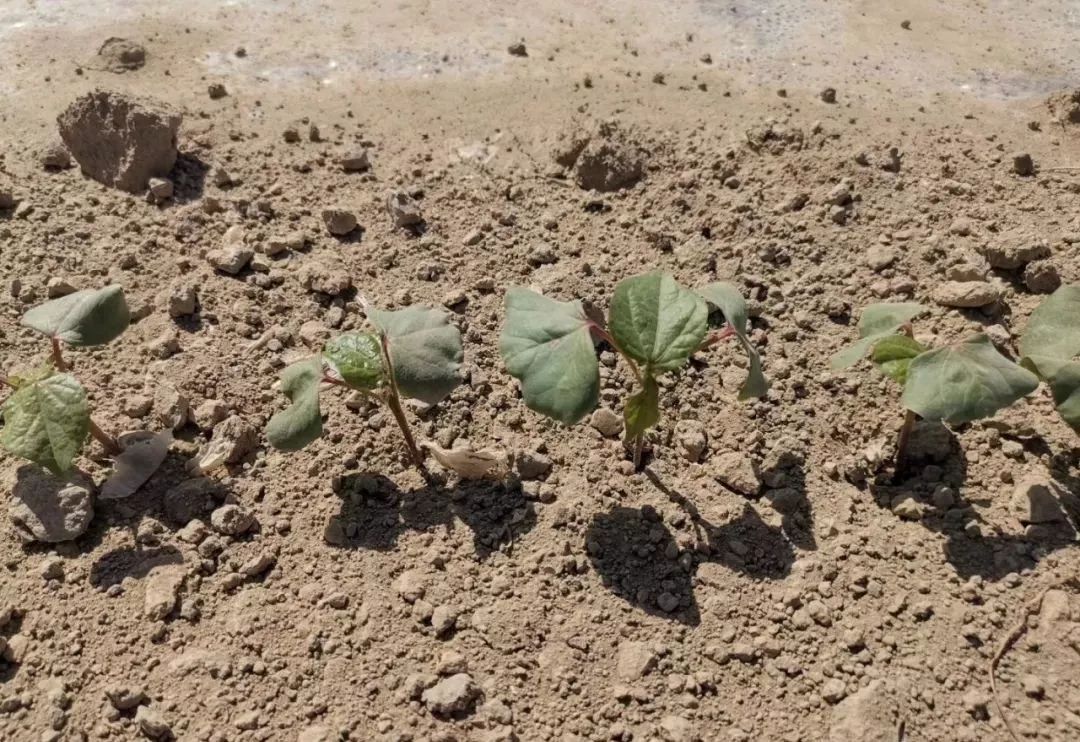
58,91,181,193
321,208,357,236
590,408,622,438
207,246,253,275
300,261,352,296
394,569,427,603
932,280,999,308
8,468,94,543
97,38,146,72
431,604,459,637
572,121,645,192
674,420,707,462
144,565,185,620
712,452,760,497
386,190,423,228
659,714,696,742
338,149,370,172
135,705,172,739
105,686,146,712
1011,475,1066,524
41,142,72,170
421,673,480,715
890,494,925,521
515,451,552,480
1024,260,1062,294
615,640,657,681
167,282,197,318
210,504,255,536
979,237,1049,270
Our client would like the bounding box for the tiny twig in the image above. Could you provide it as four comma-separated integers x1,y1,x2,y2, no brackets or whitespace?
990,578,1080,742
894,409,916,475
88,417,121,456
633,435,644,471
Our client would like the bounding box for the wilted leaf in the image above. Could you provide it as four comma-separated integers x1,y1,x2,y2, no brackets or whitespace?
870,334,926,385
624,376,660,441
368,306,463,405
424,441,507,480
100,430,173,499
21,285,130,347
500,287,600,425
902,334,1039,424
323,333,384,390
0,371,89,474
1019,285,1080,376
610,273,707,372
266,357,324,451
830,302,925,370
698,282,768,399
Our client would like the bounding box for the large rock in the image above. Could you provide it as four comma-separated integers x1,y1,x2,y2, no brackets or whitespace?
979,236,1049,270
572,121,646,192
1011,475,1066,524
7,467,94,543
932,280,999,308
421,673,479,715
57,90,181,193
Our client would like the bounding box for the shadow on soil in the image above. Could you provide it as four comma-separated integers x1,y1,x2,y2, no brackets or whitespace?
584,467,804,626
868,421,1079,582
327,472,536,559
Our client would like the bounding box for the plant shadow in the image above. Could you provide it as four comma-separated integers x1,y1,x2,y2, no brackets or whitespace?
869,421,1079,581
89,545,184,589
584,469,800,626
327,472,537,560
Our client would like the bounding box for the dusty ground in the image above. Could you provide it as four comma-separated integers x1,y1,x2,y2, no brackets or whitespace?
2,1,1080,741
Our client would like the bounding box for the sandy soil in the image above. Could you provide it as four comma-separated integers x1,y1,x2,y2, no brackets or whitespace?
1,2,1080,741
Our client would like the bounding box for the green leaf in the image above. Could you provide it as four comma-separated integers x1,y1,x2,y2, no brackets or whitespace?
21,286,130,347
870,334,926,385
1046,361,1080,432
901,334,1039,424
0,371,89,474
609,273,708,372
1019,285,1080,376
323,333,385,390
500,287,600,425
368,306,463,405
624,376,660,441
830,302,925,370
697,282,768,399
266,358,324,451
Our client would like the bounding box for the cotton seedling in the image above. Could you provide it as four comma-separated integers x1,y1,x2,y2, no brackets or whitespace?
266,299,463,470
831,302,1040,466
1,286,130,474
1018,284,1080,432
499,271,767,468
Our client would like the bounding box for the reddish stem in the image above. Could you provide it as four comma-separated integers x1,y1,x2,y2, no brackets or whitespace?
51,338,68,371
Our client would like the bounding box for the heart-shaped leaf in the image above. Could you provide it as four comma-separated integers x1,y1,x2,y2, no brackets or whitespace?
901,334,1039,424
610,273,708,372
100,430,173,499
624,376,660,441
368,306,463,405
830,302,925,370
698,282,768,399
21,285,130,347
266,357,324,451
500,287,599,425
1019,285,1080,376
0,370,89,474
323,333,385,390
870,334,926,385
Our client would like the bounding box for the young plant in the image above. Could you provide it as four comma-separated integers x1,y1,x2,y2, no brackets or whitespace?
266,300,463,469
831,302,1040,465
499,272,767,467
1019,284,1080,432
1,286,131,474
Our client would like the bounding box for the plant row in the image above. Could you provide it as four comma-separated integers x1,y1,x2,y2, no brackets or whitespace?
1,275,1077,490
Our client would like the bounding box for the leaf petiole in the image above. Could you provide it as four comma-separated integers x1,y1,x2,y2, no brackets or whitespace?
51,337,68,371
378,331,426,470
89,417,121,456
